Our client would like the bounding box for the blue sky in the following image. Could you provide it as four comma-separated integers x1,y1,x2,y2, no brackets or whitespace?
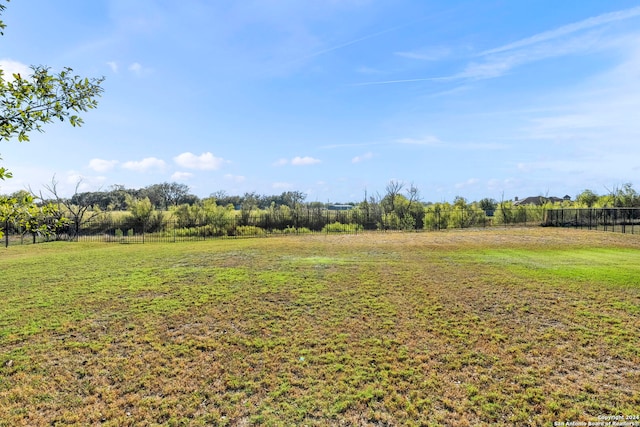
2,0,640,203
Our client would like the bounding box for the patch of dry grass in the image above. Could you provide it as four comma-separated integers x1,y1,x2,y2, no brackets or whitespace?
0,228,639,425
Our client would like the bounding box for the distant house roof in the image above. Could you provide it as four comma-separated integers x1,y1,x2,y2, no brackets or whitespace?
514,195,571,206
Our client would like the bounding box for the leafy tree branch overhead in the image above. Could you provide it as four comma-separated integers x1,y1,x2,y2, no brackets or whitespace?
0,0,105,180
0,66,105,143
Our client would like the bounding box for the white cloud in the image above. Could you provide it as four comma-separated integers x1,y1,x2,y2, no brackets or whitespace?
64,171,106,192
453,6,640,82
88,158,118,173
455,178,479,189
224,174,246,183
395,136,442,146
65,171,85,185
122,157,166,172
395,46,450,61
291,156,321,166
171,171,194,181
107,61,119,73
128,62,153,76
457,32,609,81
0,59,30,80
174,152,226,170
274,156,322,166
522,45,640,156
352,152,373,163
358,6,640,87
480,6,640,56
272,182,293,189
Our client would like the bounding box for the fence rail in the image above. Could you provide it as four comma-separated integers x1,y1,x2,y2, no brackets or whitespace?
542,208,640,234
3,206,639,246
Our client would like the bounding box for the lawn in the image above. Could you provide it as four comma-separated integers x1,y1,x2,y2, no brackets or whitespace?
0,228,639,426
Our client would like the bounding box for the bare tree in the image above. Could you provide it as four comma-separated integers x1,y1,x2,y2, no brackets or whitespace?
41,176,102,240
406,182,420,210
384,180,404,213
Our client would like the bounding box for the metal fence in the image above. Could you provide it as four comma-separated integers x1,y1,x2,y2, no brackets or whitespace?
8,206,639,246
542,208,640,234
2,205,555,246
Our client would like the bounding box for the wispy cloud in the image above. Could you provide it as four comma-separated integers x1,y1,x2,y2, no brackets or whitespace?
321,141,384,149
88,158,118,173
358,6,640,86
291,156,321,166
106,61,119,73
122,157,166,172
285,21,416,67
457,31,611,81
355,66,385,75
224,174,246,183
395,136,442,146
274,156,322,166
128,62,153,76
171,171,194,181
0,59,30,80
354,77,440,87
480,6,640,56
395,46,450,61
174,152,227,170
272,182,293,190
352,152,373,163
455,178,479,189
64,171,107,190
524,45,640,141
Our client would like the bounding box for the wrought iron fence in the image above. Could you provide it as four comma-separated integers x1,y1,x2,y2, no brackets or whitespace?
542,208,640,234
2,205,556,246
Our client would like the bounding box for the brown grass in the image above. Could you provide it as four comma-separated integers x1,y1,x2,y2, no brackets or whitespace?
0,228,639,426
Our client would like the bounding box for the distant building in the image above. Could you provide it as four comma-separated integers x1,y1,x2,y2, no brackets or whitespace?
327,204,354,211
513,195,571,206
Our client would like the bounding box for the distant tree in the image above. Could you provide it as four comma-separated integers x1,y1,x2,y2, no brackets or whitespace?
125,195,153,225
42,177,102,240
612,183,639,207
498,192,513,225
18,200,68,243
210,191,242,208
0,190,67,244
308,201,325,210
358,191,383,230
241,192,260,210
478,198,497,214
281,191,306,209
70,191,111,211
0,191,31,242
400,183,423,230
382,180,404,213
143,182,192,209
576,189,599,208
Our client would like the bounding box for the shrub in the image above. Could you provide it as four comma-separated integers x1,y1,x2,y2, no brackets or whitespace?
321,221,362,233
281,226,311,234
235,226,266,236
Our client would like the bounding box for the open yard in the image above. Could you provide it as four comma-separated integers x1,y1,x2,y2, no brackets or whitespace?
0,228,639,426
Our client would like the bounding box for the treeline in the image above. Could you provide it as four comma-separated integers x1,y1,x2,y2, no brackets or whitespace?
2,179,640,243
40,183,319,212
4,180,640,214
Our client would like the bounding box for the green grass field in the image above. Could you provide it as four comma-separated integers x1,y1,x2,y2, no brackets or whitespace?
1,228,639,426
